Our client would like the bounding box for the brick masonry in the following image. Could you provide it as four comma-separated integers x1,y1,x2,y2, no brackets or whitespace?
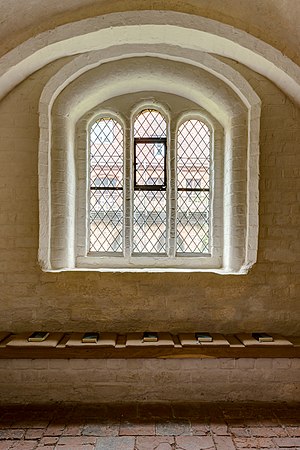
0,3,299,406
0,403,299,449
0,358,299,403
0,61,298,332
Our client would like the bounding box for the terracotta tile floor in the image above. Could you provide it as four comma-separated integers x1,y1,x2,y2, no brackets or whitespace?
0,403,299,449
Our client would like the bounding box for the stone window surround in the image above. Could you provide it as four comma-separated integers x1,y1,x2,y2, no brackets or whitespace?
38,49,261,274
75,101,223,270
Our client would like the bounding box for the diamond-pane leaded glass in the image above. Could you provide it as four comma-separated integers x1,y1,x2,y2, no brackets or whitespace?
133,191,166,253
133,110,167,255
134,109,167,138
90,190,123,252
177,120,210,189
89,118,123,252
135,142,166,187
177,119,211,254
90,119,123,187
177,191,210,253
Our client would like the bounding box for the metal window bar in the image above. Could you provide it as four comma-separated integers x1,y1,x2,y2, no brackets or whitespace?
134,138,167,191
133,138,167,254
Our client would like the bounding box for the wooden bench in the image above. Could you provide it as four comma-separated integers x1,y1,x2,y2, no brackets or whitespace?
0,332,299,358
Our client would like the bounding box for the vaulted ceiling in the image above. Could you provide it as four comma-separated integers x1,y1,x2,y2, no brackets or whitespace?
0,0,299,65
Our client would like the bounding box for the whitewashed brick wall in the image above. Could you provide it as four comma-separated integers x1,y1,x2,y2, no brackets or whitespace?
0,12,299,405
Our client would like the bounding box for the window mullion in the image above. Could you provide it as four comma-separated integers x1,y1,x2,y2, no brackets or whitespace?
168,128,176,257
124,125,131,258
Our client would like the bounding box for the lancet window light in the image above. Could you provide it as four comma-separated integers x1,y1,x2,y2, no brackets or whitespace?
89,109,211,258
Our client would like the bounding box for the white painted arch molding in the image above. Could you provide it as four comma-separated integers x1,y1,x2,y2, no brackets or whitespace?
39,45,261,122
0,11,300,104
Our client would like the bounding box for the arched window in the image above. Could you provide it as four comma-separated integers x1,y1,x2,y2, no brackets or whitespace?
89,117,123,253
177,119,211,255
133,109,167,254
85,107,217,268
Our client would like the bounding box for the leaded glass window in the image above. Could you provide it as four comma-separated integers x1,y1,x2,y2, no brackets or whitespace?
88,111,212,262
177,119,211,254
89,117,123,253
133,110,167,254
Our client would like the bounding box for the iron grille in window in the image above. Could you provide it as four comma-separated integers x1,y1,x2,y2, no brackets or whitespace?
89,118,123,252
133,110,167,253
177,119,211,254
